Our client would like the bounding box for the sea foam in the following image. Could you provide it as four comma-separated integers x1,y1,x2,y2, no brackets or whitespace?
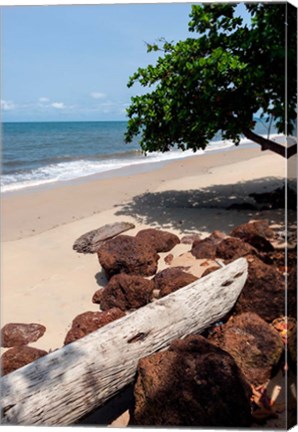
1,135,279,193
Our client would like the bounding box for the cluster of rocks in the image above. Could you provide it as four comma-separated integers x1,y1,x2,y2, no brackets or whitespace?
1,219,296,428
1,323,47,375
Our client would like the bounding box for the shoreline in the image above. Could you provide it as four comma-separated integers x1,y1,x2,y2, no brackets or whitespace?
1,140,258,197
1,146,275,242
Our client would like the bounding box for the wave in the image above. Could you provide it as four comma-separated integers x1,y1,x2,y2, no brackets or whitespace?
1,135,283,193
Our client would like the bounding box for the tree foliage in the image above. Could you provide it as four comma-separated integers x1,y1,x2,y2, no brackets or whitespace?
125,3,297,158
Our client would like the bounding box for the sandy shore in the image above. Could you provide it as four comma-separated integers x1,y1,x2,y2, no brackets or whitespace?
1,146,287,350
0,146,289,425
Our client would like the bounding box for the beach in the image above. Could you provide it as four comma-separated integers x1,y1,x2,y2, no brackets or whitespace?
1,145,291,426
1,146,287,349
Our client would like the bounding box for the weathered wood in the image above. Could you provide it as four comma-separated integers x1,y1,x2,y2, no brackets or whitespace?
73,221,135,253
1,258,248,426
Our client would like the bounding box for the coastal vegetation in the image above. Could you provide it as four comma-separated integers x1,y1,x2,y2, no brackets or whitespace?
125,3,297,158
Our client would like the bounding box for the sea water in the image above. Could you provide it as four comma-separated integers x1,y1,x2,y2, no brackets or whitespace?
1,120,277,193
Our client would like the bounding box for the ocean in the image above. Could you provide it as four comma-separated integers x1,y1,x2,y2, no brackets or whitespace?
1,120,277,193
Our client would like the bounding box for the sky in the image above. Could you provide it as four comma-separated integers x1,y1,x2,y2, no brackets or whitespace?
1,3,194,121
1,2,251,122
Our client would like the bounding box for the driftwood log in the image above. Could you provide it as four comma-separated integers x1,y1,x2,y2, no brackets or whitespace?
1,258,248,426
72,221,135,253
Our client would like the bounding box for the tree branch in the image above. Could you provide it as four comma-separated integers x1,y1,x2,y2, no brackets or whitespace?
242,127,297,159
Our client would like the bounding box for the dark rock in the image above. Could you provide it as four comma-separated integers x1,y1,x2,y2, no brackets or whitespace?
164,253,174,265
230,220,274,252
97,235,159,279
234,256,286,322
191,238,217,259
216,237,256,261
64,308,125,345
1,346,47,375
92,288,105,304
231,219,274,239
135,228,180,253
201,266,220,278
288,267,297,319
181,233,202,244
130,335,252,427
1,323,46,348
153,267,198,298
100,274,155,311
209,230,227,241
209,313,284,386
288,326,297,365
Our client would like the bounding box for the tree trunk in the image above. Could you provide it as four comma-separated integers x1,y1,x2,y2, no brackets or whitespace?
1,258,248,426
242,127,297,158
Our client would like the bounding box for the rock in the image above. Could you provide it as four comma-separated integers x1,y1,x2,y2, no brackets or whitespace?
130,335,252,427
209,230,228,241
288,325,297,365
216,237,256,261
97,235,159,279
153,267,198,298
209,313,284,386
201,266,220,278
64,309,125,345
92,288,105,304
100,274,155,311
1,323,46,348
73,222,135,253
180,233,202,244
230,220,275,252
1,346,48,375
234,256,286,322
191,238,217,259
164,253,174,265
135,228,180,252
288,267,297,319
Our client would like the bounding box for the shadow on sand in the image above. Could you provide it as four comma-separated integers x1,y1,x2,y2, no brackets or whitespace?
115,177,287,234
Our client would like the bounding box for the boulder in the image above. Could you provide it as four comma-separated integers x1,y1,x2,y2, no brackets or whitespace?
1,323,46,348
97,235,159,279
153,267,198,298
216,237,256,261
1,346,48,375
288,326,297,366
135,228,180,252
201,266,220,278
288,267,297,319
191,238,217,259
230,220,274,252
130,335,252,427
231,219,274,239
100,274,155,311
164,253,174,265
64,309,125,345
180,233,202,244
209,313,284,386
92,288,105,304
234,256,286,322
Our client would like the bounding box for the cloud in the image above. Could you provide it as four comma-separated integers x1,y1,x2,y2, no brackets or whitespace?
51,102,65,109
39,97,50,103
90,92,106,99
1,99,15,111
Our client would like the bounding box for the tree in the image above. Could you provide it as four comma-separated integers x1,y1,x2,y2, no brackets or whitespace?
125,3,297,158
